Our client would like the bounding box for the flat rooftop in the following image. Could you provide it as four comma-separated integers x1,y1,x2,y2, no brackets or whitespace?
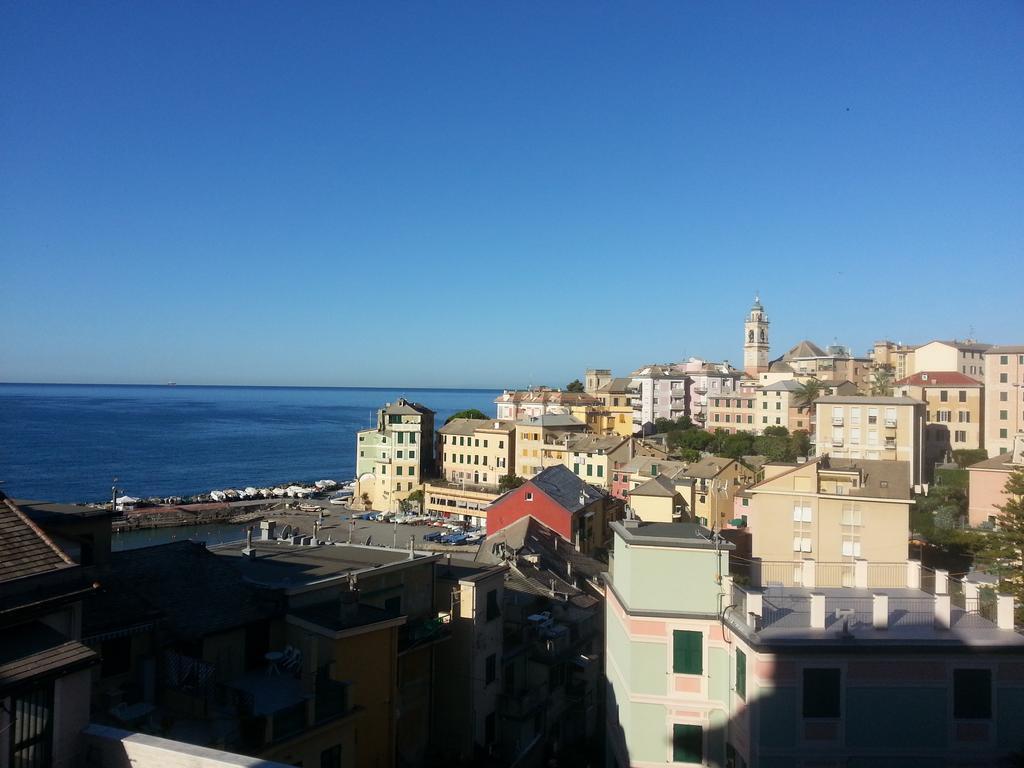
612,520,734,551
727,585,1024,649
214,540,436,588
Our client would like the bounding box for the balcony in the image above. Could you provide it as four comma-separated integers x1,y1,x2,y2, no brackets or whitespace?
831,438,844,447
884,441,897,450
884,418,898,428
832,417,844,426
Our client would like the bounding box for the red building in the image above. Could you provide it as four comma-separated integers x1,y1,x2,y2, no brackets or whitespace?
486,465,622,555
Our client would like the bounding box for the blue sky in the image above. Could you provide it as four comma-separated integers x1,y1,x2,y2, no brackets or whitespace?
2,2,1021,388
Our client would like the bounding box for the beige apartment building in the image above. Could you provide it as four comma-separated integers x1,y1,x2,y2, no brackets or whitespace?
513,414,590,477
757,379,806,432
707,387,757,433
914,339,990,381
814,395,925,486
984,345,1024,456
578,371,635,436
354,398,436,513
744,457,912,577
621,455,753,528
494,388,600,421
439,418,516,488
564,433,633,490
894,371,984,468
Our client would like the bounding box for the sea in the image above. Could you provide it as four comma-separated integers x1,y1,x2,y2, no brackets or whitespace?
0,383,501,504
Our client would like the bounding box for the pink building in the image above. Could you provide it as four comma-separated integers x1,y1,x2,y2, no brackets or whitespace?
968,436,1023,528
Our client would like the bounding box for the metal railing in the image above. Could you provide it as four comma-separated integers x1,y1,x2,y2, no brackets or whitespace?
867,562,908,588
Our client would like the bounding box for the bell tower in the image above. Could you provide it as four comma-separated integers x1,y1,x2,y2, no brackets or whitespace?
744,294,770,376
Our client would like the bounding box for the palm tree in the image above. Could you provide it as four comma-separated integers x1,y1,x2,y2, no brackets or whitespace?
870,368,894,396
795,379,825,414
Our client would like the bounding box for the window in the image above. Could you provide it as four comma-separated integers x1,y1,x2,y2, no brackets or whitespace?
1001,410,1009,420
959,390,967,403
672,724,703,764
10,683,54,767
1001,373,1009,383
396,466,403,476
803,668,841,718
525,492,533,501
958,411,971,423
486,588,501,621
573,463,580,475
672,630,702,674
1001,392,1008,402
792,536,812,553
499,440,504,449
1002,429,1009,439
937,410,951,423
736,649,746,700
397,432,404,444
1001,355,1009,365
792,503,812,522
954,669,992,719
868,408,878,424
940,390,948,402
586,465,593,477
597,465,604,477
840,504,861,526
955,430,967,443
841,537,862,557
321,745,342,768
485,653,496,685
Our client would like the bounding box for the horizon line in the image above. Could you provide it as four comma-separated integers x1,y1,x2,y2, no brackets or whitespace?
0,381,510,393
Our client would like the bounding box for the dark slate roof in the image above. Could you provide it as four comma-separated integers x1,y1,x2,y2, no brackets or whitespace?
476,516,604,580
0,496,74,583
383,398,435,416
528,465,606,514
0,621,98,694
103,541,279,640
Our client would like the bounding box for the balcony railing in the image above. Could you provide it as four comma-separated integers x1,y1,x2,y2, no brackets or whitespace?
832,417,844,426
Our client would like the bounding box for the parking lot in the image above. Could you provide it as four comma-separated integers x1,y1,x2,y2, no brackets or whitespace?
309,511,482,552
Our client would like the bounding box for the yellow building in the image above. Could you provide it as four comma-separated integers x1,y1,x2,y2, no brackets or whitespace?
626,474,687,523
513,414,589,478
579,374,636,436
984,345,1024,457
913,339,991,381
894,371,984,467
354,398,435,513
439,418,516,488
814,395,925,486
744,457,912,582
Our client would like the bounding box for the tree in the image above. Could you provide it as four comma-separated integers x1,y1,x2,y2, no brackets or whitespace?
673,429,714,452
566,379,585,392
790,429,811,458
717,432,756,459
753,434,794,462
870,368,895,396
762,425,789,437
951,449,988,469
498,474,526,493
795,379,824,414
444,408,489,424
977,467,1024,615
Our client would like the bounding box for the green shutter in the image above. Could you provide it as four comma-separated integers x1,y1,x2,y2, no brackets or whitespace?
736,649,746,700
597,465,604,477
672,724,703,763
673,630,702,674
573,464,580,475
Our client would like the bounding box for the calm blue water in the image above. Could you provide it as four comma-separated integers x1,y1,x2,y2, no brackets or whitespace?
0,384,499,503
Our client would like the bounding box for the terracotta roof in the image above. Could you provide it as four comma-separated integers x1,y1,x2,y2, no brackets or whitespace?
894,371,982,387
0,495,74,583
987,345,1024,355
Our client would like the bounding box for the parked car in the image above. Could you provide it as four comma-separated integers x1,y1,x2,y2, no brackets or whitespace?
423,530,445,542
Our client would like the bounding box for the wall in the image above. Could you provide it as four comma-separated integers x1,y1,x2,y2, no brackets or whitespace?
82,724,296,768
487,487,572,542
968,467,1012,528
